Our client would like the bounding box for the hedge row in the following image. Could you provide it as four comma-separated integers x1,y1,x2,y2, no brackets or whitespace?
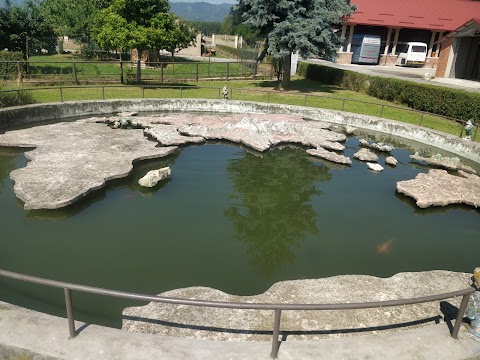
297,62,480,121
0,51,23,80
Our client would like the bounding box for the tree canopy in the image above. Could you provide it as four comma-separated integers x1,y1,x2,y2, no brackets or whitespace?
240,0,355,88
1,0,57,59
40,0,109,43
91,0,196,61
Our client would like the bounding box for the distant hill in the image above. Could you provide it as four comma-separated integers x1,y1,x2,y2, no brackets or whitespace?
170,2,233,22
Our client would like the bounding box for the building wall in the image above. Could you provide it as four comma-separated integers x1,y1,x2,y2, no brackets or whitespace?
435,37,453,78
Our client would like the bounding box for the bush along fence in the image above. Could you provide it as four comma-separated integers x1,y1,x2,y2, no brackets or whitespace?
0,59,273,85
297,62,480,124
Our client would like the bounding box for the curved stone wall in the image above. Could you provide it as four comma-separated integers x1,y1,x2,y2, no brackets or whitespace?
1,99,479,163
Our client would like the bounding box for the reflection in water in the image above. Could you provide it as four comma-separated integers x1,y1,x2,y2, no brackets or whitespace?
225,147,332,277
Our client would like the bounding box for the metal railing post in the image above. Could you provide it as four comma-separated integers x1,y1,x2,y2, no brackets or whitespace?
270,309,282,358
196,63,199,82
342,99,346,111
380,105,385,118
218,88,221,99
304,94,307,106
452,292,471,339
59,87,63,102
267,91,270,104
141,86,145,98
419,112,424,127
102,86,105,100
64,288,76,338
180,87,183,99
72,62,78,85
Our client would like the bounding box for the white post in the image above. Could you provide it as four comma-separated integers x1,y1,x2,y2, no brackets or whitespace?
346,25,355,53
391,28,400,55
212,34,216,47
339,24,347,52
384,27,392,55
428,31,436,57
234,35,238,49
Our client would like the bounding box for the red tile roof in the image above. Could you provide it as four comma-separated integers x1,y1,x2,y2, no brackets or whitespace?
347,0,480,31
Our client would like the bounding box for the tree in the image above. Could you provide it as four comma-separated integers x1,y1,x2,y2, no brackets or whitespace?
163,18,197,62
40,0,110,43
1,0,57,59
241,0,355,88
92,0,171,58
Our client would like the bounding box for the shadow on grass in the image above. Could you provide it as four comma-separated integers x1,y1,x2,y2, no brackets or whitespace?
254,78,342,94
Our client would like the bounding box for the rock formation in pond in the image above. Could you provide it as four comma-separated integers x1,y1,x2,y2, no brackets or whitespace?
353,148,379,162
410,152,476,174
138,167,171,187
306,148,352,165
121,270,470,341
367,162,384,172
359,139,394,152
396,169,480,208
88,113,349,164
0,122,177,210
386,156,398,166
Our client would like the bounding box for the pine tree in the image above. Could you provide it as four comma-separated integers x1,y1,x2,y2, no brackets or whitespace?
242,0,355,88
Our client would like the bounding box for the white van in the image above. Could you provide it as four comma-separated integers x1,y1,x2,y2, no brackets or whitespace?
396,42,428,66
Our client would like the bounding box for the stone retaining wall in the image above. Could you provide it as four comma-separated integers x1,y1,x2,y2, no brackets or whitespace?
1,99,479,163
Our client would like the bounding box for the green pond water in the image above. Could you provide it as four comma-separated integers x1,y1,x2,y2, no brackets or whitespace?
0,129,479,328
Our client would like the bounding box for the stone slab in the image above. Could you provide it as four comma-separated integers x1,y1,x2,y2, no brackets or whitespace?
122,271,472,341
0,122,177,209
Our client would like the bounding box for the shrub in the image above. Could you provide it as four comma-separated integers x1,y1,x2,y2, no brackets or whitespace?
0,51,24,80
297,62,480,122
0,88,35,108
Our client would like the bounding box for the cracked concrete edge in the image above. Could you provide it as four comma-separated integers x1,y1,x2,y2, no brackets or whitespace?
1,99,479,164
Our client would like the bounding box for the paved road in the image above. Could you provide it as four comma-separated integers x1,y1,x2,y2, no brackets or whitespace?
305,59,480,93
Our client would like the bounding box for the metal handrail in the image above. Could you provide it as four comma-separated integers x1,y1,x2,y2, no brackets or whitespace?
0,268,475,358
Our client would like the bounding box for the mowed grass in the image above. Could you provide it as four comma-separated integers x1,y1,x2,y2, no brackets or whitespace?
2,76,477,142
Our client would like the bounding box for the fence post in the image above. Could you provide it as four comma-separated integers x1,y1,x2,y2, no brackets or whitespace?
226,62,230,81
267,91,270,104
452,293,471,339
60,87,63,102
160,65,164,84
380,105,385,118
304,94,307,106
180,87,183,99
141,86,145,98
120,61,124,84
136,59,141,84
102,86,105,100
419,112,424,127
342,99,346,111
64,288,76,338
72,62,78,85
16,62,23,84
218,88,221,99
270,309,282,358
196,63,199,82
254,63,258,80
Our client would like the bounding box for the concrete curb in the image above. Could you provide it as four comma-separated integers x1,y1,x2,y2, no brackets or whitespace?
1,301,480,360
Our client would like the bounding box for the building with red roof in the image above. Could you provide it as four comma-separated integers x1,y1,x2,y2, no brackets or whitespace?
336,0,480,80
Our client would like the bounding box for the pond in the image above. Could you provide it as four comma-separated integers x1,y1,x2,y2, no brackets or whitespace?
0,125,479,328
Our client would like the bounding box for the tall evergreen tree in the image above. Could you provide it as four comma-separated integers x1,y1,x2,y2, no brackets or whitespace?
241,0,355,88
